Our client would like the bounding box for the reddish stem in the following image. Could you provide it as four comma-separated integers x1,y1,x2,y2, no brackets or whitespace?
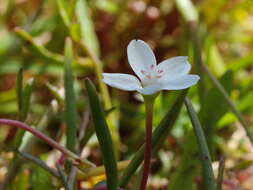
139,101,154,190
0,119,75,158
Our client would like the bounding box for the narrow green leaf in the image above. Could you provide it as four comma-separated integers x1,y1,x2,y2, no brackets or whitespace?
20,78,34,120
16,68,23,117
199,70,233,152
14,28,93,70
189,23,206,102
202,64,253,143
46,83,64,105
175,0,198,22
64,38,77,152
184,98,216,190
175,0,205,101
14,28,63,64
85,79,118,190
119,90,187,188
56,0,71,27
15,78,34,147
75,0,100,56
205,36,226,76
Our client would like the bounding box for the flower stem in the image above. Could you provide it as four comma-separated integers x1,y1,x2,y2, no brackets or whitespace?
139,96,155,190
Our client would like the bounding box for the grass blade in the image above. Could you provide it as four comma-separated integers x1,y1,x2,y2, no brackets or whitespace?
45,83,64,105
184,97,216,190
85,79,118,190
16,68,23,118
14,28,63,64
15,78,34,147
198,71,233,153
14,28,92,69
56,0,71,27
175,0,205,101
119,90,187,188
202,64,253,143
75,0,100,56
20,78,34,121
64,38,77,153
175,0,198,22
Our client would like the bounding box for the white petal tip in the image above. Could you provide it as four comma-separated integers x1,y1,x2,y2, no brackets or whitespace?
188,74,200,85
128,39,145,47
194,75,200,81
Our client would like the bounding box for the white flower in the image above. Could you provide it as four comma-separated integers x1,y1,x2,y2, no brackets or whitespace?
102,40,200,95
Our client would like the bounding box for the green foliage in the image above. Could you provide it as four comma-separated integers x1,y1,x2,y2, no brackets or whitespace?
75,0,100,55
199,71,233,151
185,98,216,190
85,79,118,190
64,38,77,153
120,90,187,188
30,164,53,190
0,0,253,189
15,76,34,148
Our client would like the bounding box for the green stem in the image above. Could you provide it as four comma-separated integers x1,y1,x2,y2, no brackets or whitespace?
139,95,156,190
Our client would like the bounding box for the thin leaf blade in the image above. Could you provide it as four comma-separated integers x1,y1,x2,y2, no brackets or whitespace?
64,38,77,152
184,97,216,190
85,79,118,190
75,0,100,56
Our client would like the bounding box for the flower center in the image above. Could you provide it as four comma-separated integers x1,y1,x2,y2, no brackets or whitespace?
141,64,163,79
140,64,164,86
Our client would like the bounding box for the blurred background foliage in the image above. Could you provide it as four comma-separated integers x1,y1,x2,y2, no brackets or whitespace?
0,0,253,189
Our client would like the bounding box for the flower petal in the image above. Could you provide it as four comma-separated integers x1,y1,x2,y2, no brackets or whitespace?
102,73,142,91
161,74,200,90
127,40,157,80
137,74,199,94
157,56,191,79
137,85,161,95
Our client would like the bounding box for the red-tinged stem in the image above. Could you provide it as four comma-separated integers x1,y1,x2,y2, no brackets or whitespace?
0,119,94,168
139,99,154,190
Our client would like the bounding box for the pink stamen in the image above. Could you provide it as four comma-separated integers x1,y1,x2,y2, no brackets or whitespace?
146,75,151,79
141,70,147,75
141,70,152,79
157,69,163,74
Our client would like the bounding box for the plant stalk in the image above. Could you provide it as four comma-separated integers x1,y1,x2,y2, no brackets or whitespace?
0,119,94,169
139,98,154,190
